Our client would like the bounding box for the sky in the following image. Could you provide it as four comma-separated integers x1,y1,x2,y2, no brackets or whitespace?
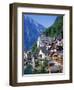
23,14,57,28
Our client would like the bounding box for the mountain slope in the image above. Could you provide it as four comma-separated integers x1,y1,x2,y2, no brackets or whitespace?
43,16,63,38
24,16,45,51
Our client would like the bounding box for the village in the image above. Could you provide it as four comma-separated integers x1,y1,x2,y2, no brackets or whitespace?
24,34,63,74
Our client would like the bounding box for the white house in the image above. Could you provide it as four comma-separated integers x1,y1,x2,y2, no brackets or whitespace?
38,49,45,59
24,52,27,59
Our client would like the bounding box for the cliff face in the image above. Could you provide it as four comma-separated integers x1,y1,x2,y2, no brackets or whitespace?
24,16,45,51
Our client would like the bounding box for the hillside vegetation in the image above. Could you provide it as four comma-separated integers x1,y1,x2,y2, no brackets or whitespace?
43,16,63,38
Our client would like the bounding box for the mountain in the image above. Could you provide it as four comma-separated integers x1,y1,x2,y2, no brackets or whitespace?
24,16,46,51
43,16,63,38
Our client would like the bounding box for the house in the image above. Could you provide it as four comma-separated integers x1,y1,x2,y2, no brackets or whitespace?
38,46,49,59
38,49,46,59
24,51,27,59
48,60,63,73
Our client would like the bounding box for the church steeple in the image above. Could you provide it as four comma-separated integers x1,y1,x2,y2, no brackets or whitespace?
37,37,40,48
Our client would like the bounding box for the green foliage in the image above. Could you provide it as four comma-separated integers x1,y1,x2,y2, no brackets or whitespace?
43,16,63,38
32,43,38,53
33,59,49,74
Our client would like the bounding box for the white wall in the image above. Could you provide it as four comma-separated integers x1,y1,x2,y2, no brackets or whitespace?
0,0,74,90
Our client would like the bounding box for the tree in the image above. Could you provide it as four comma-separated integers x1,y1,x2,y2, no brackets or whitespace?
43,16,63,38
